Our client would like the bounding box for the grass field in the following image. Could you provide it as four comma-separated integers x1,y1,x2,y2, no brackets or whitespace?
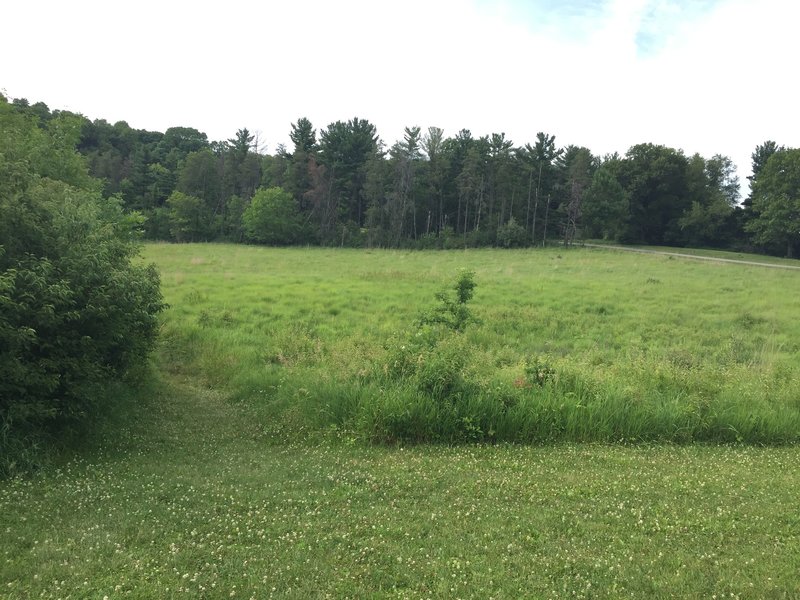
3,243,800,598
152,243,800,444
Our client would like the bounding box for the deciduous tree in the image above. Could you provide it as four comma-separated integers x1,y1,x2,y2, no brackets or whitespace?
747,149,800,257
617,144,690,244
242,187,303,245
166,191,209,242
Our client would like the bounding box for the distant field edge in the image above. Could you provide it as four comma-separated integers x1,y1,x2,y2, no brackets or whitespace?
581,242,800,270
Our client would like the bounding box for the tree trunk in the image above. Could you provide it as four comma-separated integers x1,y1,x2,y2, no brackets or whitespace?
456,194,462,235
525,165,533,233
475,175,485,232
463,193,469,247
542,194,550,247
532,162,543,244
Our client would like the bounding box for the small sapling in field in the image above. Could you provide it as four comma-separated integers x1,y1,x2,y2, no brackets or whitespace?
383,270,478,402
417,268,477,333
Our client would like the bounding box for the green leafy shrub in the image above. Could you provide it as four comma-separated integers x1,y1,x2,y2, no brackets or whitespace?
364,270,482,441
496,217,527,248
242,187,304,245
418,269,476,332
0,98,165,475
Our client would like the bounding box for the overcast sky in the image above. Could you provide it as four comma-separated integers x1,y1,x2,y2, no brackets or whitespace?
2,0,798,191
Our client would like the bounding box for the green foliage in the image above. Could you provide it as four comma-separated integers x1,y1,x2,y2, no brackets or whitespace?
16,94,800,256
316,118,380,239
617,143,691,244
5,367,800,598
496,216,527,247
289,117,316,153
383,270,477,406
166,190,209,242
410,333,470,399
366,269,485,441
0,98,165,475
384,330,471,402
242,186,303,245
747,149,800,257
675,154,740,248
418,269,476,332
224,194,247,241
678,197,734,247
748,140,782,186
176,148,220,203
161,126,208,165
524,355,557,387
143,205,172,240
582,167,628,240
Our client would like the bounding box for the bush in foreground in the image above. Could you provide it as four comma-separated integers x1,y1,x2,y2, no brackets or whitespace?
0,98,165,475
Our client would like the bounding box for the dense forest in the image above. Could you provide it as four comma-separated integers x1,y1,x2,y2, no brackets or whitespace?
6,95,800,257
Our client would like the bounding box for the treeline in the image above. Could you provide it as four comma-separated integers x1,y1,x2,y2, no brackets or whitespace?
8,96,800,256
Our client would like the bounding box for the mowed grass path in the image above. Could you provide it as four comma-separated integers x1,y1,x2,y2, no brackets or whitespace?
2,244,800,598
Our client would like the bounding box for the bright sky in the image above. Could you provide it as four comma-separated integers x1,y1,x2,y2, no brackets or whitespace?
2,0,798,190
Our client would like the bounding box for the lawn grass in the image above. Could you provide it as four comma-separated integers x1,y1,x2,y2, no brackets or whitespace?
2,373,799,599
3,243,800,598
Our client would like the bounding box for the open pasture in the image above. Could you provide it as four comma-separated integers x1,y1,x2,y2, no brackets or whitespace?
3,244,800,598
148,244,800,444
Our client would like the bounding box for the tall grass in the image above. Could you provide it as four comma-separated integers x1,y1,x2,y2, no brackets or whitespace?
145,243,800,444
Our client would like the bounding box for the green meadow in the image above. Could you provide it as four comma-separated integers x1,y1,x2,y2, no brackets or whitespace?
3,244,800,598
154,244,800,444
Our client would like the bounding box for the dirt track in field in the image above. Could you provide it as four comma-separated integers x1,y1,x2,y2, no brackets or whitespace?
582,243,800,271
